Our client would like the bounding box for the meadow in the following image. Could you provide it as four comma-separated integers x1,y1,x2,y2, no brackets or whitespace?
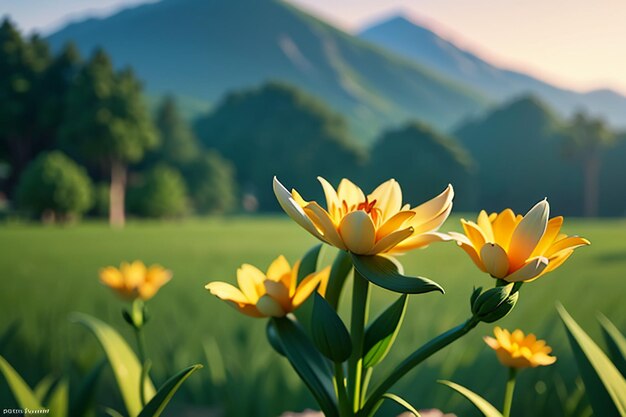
0,215,624,416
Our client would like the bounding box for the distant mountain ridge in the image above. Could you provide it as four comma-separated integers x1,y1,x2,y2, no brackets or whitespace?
359,15,626,127
47,0,489,142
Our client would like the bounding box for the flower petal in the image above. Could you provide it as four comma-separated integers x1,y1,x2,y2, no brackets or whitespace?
544,236,590,258
390,231,452,253
266,255,291,282
491,209,518,251
273,177,324,240
505,257,549,282
461,220,487,249
376,210,415,240
264,281,291,311
304,202,346,249
411,202,453,234
477,211,495,242
337,178,365,209
450,232,487,272
508,200,550,269
292,271,324,308
531,216,563,257
206,281,250,304
100,267,124,288
369,227,414,254
368,179,402,221
480,243,510,278
410,184,454,221
338,210,376,254
317,176,341,219
237,265,265,302
256,295,287,317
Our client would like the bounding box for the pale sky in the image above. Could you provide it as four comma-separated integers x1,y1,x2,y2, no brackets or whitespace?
3,0,626,94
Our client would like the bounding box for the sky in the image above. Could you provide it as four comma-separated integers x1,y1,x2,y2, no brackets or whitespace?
2,0,626,95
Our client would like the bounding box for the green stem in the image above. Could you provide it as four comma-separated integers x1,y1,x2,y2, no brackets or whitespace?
335,363,353,417
502,367,517,417
348,270,370,412
360,317,480,417
134,326,148,407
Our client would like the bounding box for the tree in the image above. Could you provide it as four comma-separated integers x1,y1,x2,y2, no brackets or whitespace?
128,165,188,218
148,95,199,167
60,49,158,226
563,111,615,217
16,151,93,221
368,121,475,209
194,82,365,210
0,19,53,196
182,150,237,214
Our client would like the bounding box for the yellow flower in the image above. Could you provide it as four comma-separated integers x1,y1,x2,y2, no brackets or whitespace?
484,327,556,369
99,260,172,301
273,177,454,255
205,255,330,318
450,200,589,282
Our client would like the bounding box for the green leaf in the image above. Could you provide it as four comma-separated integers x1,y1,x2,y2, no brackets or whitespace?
69,312,156,417
266,320,286,357
558,304,626,417
103,407,125,417
69,359,106,417
351,254,444,294
34,375,55,403
137,364,202,417
598,313,626,378
47,378,68,417
363,294,408,368
298,244,324,282
0,355,43,410
311,293,352,362
202,337,227,385
439,380,503,417
380,393,421,416
325,250,353,310
272,316,338,417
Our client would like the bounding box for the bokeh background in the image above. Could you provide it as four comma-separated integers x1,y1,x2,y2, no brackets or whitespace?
1,0,625,416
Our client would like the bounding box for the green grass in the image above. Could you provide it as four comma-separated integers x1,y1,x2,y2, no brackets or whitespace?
0,216,624,416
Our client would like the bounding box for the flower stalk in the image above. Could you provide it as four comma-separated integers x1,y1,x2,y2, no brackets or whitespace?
502,367,517,417
360,316,480,417
348,270,370,412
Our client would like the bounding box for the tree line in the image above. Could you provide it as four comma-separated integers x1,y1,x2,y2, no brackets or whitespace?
2,18,624,225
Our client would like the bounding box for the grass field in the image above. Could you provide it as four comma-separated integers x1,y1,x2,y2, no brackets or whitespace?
0,216,625,416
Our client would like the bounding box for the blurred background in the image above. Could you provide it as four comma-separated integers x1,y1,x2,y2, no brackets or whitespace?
0,0,625,416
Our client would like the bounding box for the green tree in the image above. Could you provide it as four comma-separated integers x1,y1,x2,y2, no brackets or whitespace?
128,164,188,218
182,150,237,214
368,121,475,209
194,82,365,210
149,95,199,167
16,151,93,221
60,49,158,226
0,19,53,195
563,111,615,217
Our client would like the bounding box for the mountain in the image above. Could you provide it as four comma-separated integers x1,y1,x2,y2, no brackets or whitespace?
454,95,584,215
47,0,489,142
360,15,626,127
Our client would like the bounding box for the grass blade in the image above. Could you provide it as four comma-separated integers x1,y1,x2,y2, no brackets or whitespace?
598,313,626,378
558,304,626,416
439,380,503,417
137,364,202,417
0,355,43,410
70,312,156,417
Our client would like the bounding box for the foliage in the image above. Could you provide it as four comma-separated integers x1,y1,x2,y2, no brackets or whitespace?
182,150,238,214
128,165,188,218
194,82,366,210
455,96,583,215
367,121,475,210
16,151,93,220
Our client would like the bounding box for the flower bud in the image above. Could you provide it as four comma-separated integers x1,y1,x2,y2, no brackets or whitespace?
471,284,519,323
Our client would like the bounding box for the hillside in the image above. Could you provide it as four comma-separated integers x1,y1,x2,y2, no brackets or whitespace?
47,0,489,142
360,15,626,127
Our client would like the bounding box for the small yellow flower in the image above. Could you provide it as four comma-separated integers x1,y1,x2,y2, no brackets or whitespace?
205,255,330,318
273,176,454,255
484,327,556,369
99,261,172,301
450,200,589,282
